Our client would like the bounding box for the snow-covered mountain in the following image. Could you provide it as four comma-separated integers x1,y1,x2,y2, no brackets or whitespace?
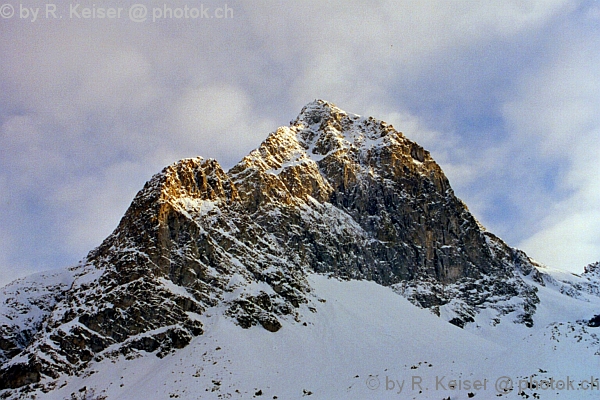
1,100,599,399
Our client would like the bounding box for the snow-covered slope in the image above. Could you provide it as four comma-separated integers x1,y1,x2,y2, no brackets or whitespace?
5,273,599,400
1,100,600,399
0,268,77,364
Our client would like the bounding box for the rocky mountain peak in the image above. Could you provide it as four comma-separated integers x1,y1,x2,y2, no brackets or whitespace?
0,100,572,395
293,99,424,164
230,100,449,210
293,99,344,123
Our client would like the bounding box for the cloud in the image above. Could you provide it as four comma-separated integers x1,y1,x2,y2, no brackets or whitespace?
0,0,599,286
170,84,276,168
522,211,600,270
0,233,21,288
0,169,52,287
0,176,17,287
503,23,600,271
0,17,278,284
46,161,152,255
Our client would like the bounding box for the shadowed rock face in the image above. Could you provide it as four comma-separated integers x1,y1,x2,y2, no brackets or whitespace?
1,100,544,392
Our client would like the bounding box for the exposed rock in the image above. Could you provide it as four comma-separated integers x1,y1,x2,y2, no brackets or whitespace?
588,315,600,328
0,356,42,390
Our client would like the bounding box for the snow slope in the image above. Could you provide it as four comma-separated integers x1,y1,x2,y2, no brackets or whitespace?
24,273,600,400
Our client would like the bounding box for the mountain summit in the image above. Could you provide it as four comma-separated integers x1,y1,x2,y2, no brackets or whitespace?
1,100,600,399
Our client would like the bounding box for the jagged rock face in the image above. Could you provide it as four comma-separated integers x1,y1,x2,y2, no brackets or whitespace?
395,232,543,328
1,100,548,392
584,261,600,278
230,102,499,284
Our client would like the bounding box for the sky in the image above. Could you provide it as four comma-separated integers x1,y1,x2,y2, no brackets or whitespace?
1,0,599,287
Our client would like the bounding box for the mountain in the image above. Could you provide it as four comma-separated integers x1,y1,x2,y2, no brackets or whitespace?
1,100,600,399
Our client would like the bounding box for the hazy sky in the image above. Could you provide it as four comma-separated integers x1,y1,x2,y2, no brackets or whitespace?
1,0,599,286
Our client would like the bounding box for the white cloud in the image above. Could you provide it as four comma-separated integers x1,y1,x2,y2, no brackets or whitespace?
504,29,600,271
522,211,600,270
169,84,277,168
